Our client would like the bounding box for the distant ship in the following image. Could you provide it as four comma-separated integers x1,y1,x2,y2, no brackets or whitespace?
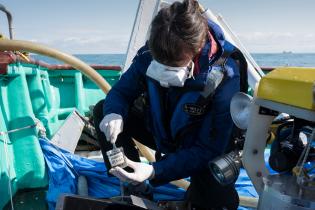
282,50,293,54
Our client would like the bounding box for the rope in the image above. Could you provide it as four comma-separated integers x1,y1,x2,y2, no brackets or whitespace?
0,119,46,210
2,129,15,210
0,122,38,136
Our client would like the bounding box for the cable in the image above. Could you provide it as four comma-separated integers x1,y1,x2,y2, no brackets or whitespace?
0,119,45,209
295,128,314,186
3,133,14,210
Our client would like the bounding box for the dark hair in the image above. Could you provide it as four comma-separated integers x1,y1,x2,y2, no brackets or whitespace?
148,0,207,66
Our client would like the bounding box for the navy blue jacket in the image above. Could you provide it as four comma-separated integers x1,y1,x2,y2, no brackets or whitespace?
103,20,241,185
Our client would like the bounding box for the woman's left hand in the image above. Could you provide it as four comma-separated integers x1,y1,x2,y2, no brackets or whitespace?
109,157,154,184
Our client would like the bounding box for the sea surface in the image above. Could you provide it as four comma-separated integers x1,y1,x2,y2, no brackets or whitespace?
33,53,315,68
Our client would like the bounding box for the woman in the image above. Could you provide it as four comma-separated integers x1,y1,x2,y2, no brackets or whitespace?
93,0,246,208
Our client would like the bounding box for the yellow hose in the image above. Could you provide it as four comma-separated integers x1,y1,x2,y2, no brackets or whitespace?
0,39,111,94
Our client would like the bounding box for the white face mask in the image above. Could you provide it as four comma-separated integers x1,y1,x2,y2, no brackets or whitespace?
146,60,194,87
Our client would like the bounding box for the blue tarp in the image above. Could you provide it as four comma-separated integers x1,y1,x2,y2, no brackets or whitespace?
39,137,266,210
39,138,185,209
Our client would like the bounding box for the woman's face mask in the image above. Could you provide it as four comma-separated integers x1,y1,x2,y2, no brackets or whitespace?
146,60,194,87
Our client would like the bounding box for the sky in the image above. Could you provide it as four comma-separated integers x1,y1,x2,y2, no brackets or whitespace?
0,0,314,54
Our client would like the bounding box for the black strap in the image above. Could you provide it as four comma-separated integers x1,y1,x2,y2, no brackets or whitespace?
230,48,248,93
197,47,235,109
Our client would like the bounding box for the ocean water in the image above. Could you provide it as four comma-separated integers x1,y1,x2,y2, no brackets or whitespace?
33,54,126,66
253,53,315,67
33,53,315,68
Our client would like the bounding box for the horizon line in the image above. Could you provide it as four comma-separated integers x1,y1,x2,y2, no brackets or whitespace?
31,52,315,55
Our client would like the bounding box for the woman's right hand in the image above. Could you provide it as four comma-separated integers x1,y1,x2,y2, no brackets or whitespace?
99,113,123,144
